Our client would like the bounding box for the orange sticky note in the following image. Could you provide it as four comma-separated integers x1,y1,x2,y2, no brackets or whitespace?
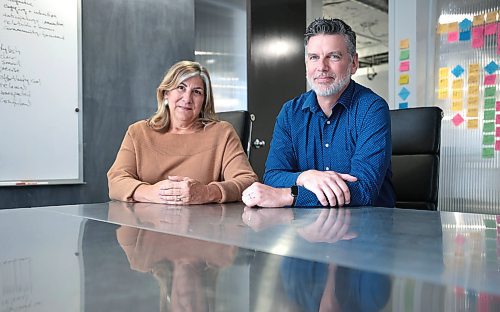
467,108,478,117
400,39,409,49
468,96,479,107
469,63,480,74
468,84,479,96
468,74,479,84
452,79,464,89
448,22,459,32
467,119,478,129
485,12,498,24
437,23,447,34
473,14,485,26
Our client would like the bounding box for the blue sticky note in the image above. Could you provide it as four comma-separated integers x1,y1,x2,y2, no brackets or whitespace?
484,61,499,75
398,87,410,101
459,30,471,41
459,18,472,31
451,65,464,77
399,102,408,109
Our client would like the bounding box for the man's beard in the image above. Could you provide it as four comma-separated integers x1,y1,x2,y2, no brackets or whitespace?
307,68,351,97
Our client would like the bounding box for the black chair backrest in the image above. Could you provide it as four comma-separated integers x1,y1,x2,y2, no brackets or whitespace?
216,110,253,157
390,107,443,211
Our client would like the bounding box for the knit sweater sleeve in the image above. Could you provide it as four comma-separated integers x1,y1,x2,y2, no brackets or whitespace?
208,123,258,203
107,125,149,201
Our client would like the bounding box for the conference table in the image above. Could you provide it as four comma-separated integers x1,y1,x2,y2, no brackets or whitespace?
1,201,499,311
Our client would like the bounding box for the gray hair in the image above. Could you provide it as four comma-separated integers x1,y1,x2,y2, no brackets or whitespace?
304,18,356,58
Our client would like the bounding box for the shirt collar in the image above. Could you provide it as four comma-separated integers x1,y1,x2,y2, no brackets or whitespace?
302,79,355,113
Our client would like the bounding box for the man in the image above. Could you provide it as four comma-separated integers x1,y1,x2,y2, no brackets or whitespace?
243,18,395,208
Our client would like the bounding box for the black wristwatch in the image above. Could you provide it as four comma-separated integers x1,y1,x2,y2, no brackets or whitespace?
290,185,298,207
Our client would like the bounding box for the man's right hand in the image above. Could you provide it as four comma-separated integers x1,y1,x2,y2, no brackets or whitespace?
296,170,357,206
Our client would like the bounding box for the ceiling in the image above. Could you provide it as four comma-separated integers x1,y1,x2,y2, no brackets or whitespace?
322,0,389,67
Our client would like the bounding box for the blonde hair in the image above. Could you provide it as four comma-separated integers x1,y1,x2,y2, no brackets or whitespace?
148,60,218,130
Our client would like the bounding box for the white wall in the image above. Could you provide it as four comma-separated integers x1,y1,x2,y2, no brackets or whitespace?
353,63,389,103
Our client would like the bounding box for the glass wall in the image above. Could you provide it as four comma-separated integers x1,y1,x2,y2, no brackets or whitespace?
195,0,247,112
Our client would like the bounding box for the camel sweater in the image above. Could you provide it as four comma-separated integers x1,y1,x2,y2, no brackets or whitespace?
107,120,258,202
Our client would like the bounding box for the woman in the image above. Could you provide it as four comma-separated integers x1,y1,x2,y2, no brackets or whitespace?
108,60,258,204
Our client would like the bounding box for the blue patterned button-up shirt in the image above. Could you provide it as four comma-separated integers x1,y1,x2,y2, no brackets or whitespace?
263,80,395,207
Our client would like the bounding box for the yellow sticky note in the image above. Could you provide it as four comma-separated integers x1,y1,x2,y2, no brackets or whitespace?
448,22,459,32
469,63,480,74
400,38,409,49
473,14,485,26
468,85,479,96
452,89,463,100
438,89,448,99
468,96,479,107
452,100,463,111
467,108,478,117
399,74,409,85
452,79,464,89
468,74,479,85
437,23,447,34
439,67,450,78
438,78,448,89
467,119,478,129
485,12,498,24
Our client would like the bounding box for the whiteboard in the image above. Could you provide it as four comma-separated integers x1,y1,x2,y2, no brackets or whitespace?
0,0,82,184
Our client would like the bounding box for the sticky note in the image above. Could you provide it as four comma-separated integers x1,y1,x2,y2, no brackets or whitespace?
467,108,478,117
496,140,500,151
485,86,496,97
452,89,463,100
469,63,480,73
452,113,464,126
497,114,500,124
399,102,408,109
484,109,495,120
438,89,448,99
468,85,479,96
483,134,495,145
482,147,494,158
399,61,410,72
485,22,498,35
484,74,497,85
485,12,498,24
498,32,500,54
459,30,471,41
496,101,500,111
400,39,409,49
468,119,478,129
468,75,479,85
472,26,485,48
448,31,459,42
400,50,409,60
468,96,479,106
451,100,462,111
452,79,463,89
399,74,409,85
484,122,495,132
485,98,496,109
438,78,448,88
473,14,485,26
439,67,450,77
437,23,447,34
496,127,500,137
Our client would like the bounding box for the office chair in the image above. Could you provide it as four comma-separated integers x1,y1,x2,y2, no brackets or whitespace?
390,107,443,211
216,110,253,157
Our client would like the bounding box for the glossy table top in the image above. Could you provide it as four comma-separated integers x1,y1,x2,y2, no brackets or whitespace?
1,201,499,311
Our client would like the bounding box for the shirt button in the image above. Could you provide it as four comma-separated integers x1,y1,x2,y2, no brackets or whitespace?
325,167,330,170
326,121,331,125
325,143,329,148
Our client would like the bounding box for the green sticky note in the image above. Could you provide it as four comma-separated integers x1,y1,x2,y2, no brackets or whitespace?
482,147,494,158
484,86,496,97
484,122,495,132
483,135,495,145
485,229,497,240
484,219,496,228
400,49,409,60
484,109,495,120
485,98,496,109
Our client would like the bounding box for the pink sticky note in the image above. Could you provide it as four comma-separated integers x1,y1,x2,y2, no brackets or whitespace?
496,140,500,151
497,101,500,111
497,31,500,54
399,61,410,72
485,23,498,35
484,74,497,85
496,114,500,124
472,26,485,48
496,127,500,138
448,31,459,42
452,113,464,126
